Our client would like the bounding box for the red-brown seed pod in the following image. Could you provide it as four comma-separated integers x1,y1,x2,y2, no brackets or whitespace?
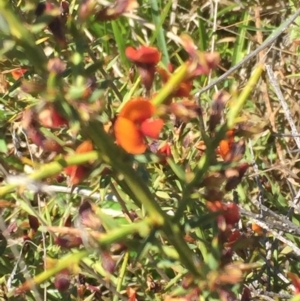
54,270,70,292
101,251,116,273
55,234,82,249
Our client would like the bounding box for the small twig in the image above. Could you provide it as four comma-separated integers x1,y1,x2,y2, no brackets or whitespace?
249,218,300,257
259,291,292,299
207,0,219,91
272,132,300,138
266,65,300,149
239,205,300,237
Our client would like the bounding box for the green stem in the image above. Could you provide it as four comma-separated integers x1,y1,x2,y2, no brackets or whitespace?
0,151,99,196
151,63,189,106
113,252,129,301
227,64,264,127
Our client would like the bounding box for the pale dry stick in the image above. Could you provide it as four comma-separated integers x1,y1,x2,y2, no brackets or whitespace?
208,0,219,92
128,17,138,42
195,6,300,97
169,0,178,35
257,291,292,300
266,65,300,149
273,133,300,138
253,291,287,301
239,205,300,236
242,214,300,258
47,185,102,198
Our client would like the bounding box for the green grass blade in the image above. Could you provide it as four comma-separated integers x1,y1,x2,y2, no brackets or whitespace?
231,11,251,66
149,0,170,66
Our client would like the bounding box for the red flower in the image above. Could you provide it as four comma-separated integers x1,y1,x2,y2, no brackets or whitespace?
125,46,161,90
125,46,161,64
218,130,235,160
157,142,171,157
114,98,164,154
156,142,172,164
64,140,94,185
206,201,240,227
11,68,27,80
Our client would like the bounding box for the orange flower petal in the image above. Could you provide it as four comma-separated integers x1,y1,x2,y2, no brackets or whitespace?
120,98,155,123
11,68,27,80
158,142,171,157
226,129,235,143
140,118,163,139
114,117,147,154
65,165,87,185
206,200,223,213
64,166,76,176
76,140,93,154
251,223,264,235
125,46,161,64
218,139,231,160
